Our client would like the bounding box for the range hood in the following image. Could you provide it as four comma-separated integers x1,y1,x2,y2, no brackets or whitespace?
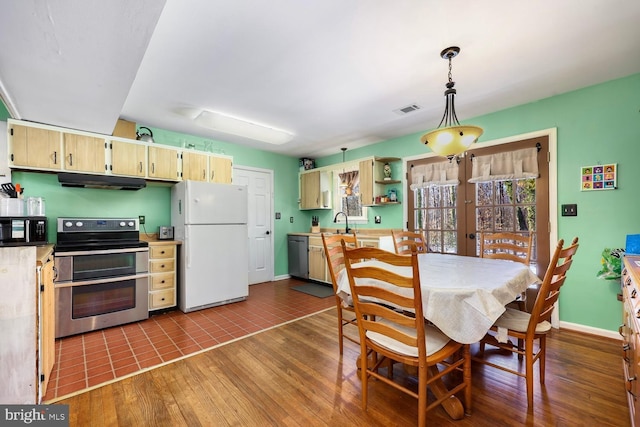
58,173,146,190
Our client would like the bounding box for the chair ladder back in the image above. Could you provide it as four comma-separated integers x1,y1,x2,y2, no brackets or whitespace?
479,232,533,265
391,230,428,255
341,243,426,355
529,237,579,331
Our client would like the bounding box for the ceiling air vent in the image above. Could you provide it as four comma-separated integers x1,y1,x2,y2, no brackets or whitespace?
393,104,421,115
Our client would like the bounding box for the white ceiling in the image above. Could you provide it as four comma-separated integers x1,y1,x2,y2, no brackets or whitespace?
1,0,639,158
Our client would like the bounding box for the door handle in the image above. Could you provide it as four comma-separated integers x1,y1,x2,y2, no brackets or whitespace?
266,231,270,235
469,233,476,240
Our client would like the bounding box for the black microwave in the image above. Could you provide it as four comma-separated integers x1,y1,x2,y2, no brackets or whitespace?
0,216,48,246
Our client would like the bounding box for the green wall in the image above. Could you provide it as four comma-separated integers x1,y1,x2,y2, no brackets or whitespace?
313,72,640,333
5,72,640,333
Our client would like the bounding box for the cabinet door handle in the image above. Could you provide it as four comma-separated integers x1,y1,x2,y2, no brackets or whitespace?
152,163,155,174
139,161,143,172
54,151,57,164
69,153,73,166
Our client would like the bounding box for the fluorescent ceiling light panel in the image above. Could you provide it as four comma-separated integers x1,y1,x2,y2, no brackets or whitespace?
194,110,294,145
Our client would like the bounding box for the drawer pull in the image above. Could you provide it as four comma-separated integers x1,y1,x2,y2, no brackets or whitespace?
632,289,637,298
161,280,165,284
620,324,626,337
161,250,165,254
626,277,632,286
161,297,165,301
636,308,640,319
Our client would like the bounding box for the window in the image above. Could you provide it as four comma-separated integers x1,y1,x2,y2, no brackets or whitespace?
332,163,367,223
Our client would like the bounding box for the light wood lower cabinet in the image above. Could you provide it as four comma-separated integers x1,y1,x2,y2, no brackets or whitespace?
308,236,328,283
148,243,177,311
622,256,640,427
39,252,55,398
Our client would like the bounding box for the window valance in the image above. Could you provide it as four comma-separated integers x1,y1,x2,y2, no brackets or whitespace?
410,161,460,190
468,147,539,183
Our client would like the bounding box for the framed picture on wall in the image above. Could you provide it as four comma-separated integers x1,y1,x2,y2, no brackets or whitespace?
581,163,617,191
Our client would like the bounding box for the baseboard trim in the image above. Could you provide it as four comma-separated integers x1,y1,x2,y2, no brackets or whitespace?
560,320,621,340
274,274,290,281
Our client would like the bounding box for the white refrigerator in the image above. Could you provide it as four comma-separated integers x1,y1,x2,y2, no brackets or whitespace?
171,180,249,313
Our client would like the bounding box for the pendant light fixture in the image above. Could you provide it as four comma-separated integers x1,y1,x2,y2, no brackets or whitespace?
420,46,483,160
339,147,348,187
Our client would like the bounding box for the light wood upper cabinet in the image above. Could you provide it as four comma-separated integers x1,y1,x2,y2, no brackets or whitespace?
182,151,208,181
359,157,401,206
300,170,321,209
148,145,180,181
210,155,232,183
111,141,146,177
63,133,106,173
9,124,62,170
359,159,375,206
299,170,332,210
7,119,236,184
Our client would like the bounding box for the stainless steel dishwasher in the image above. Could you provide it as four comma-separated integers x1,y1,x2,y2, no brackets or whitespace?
287,234,309,279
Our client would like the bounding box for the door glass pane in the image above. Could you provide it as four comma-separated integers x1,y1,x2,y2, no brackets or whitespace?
494,206,515,230
443,231,457,253
413,185,458,253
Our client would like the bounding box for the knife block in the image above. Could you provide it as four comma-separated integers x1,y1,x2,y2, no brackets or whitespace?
311,225,320,233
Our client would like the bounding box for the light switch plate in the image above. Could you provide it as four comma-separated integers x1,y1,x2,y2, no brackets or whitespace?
561,204,577,216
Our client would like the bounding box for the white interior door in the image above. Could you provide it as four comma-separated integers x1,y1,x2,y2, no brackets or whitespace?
233,166,274,284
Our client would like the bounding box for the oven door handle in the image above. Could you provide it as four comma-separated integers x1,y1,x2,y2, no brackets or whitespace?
54,273,149,288
55,247,149,256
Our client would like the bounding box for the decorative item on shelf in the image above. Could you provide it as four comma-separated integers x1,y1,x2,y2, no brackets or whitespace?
383,162,392,180
420,46,483,160
136,127,155,143
388,188,397,202
299,158,315,171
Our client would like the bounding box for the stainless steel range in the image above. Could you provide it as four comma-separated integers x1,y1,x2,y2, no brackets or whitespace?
54,218,149,338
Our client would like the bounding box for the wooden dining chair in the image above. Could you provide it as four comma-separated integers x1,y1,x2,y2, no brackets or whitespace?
321,232,360,354
479,232,534,310
391,230,428,255
341,243,471,427
473,237,579,408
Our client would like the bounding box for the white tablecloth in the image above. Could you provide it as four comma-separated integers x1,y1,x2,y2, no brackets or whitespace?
336,253,541,344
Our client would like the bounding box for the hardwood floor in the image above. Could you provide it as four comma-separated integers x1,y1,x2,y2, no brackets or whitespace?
57,307,629,426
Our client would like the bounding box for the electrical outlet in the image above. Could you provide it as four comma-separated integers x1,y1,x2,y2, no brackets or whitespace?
374,215,381,224
275,212,281,220
290,216,294,223
561,204,577,217
139,215,145,224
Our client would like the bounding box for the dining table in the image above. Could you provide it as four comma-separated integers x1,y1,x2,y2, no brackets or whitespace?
336,252,542,420
336,252,541,345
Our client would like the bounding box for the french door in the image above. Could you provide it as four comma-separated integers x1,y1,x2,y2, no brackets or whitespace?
408,136,550,274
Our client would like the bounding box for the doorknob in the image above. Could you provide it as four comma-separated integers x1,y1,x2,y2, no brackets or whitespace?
469,233,476,240
266,230,270,235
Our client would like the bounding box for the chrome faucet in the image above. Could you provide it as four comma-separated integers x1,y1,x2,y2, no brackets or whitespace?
333,211,350,234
